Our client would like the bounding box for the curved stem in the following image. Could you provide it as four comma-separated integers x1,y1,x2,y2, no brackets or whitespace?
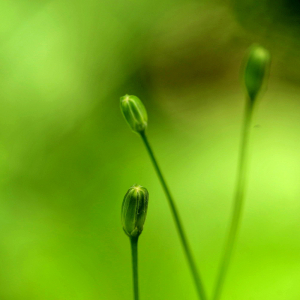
212,99,254,300
130,236,139,300
140,131,207,300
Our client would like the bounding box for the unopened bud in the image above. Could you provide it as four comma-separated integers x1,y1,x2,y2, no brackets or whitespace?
244,45,270,102
120,95,148,133
121,184,149,238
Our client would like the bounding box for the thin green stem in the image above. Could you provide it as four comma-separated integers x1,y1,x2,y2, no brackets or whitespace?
140,131,207,300
212,98,254,300
130,236,139,300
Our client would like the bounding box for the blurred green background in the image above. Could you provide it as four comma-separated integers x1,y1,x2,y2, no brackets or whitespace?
1,0,300,299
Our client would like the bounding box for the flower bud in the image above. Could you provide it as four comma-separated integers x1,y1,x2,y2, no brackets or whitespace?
121,184,149,238
244,45,270,102
120,95,148,133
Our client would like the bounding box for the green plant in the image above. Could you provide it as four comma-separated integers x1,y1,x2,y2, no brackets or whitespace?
121,184,149,300
119,45,271,300
120,95,207,300
212,45,271,300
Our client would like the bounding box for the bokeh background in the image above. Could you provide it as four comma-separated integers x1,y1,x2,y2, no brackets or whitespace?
1,0,300,299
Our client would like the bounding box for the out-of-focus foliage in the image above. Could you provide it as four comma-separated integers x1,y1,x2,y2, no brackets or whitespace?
0,0,300,299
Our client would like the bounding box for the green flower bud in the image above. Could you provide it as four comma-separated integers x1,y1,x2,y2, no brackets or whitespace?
120,95,148,133
121,184,149,238
244,45,270,102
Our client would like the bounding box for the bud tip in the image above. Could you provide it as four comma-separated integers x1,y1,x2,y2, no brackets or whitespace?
121,184,149,238
120,94,148,134
244,44,271,102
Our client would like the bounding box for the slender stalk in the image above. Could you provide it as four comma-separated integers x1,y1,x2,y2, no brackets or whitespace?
130,236,139,300
140,131,207,300
212,98,254,300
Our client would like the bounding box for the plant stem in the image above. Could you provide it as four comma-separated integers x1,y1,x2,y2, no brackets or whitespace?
212,98,254,300
140,131,207,300
130,236,139,300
